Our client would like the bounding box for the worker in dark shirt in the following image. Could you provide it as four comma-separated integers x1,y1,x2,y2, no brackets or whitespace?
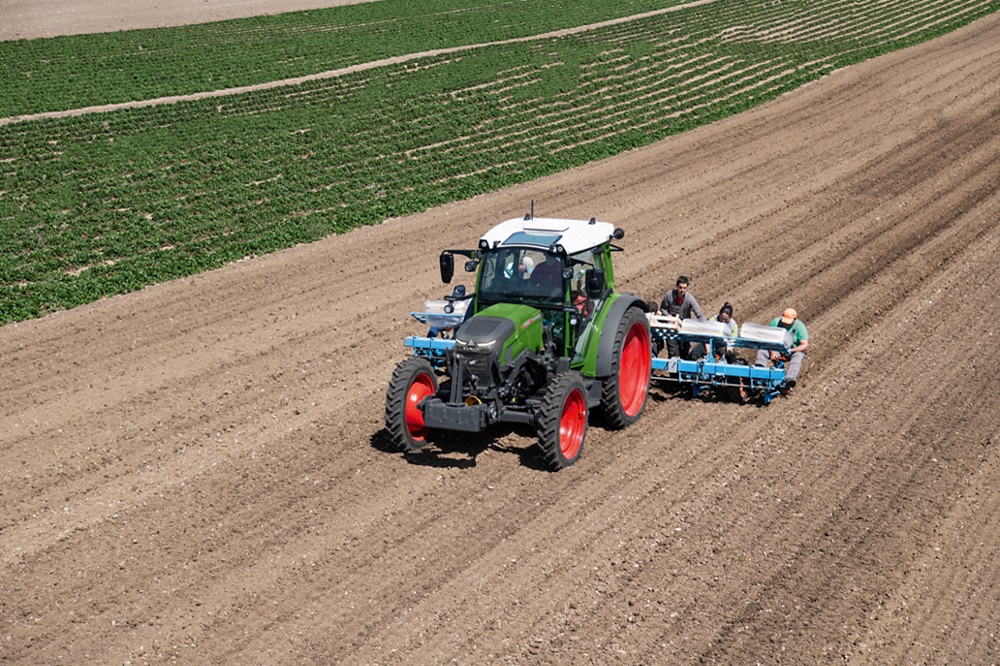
657,275,706,358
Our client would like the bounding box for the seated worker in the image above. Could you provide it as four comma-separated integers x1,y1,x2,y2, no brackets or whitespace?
657,274,706,358
754,307,809,390
570,265,593,319
573,284,592,319
693,302,739,361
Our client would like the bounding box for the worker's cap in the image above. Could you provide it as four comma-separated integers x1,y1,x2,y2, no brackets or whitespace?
521,256,534,271
780,308,798,325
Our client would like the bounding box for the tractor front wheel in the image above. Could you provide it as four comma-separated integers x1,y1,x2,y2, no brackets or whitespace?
385,357,438,452
599,306,651,428
536,372,589,471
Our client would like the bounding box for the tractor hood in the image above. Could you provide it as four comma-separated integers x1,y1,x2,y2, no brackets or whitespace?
454,303,543,366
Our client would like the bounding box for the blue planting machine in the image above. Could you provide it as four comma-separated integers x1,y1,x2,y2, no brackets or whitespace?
646,314,792,404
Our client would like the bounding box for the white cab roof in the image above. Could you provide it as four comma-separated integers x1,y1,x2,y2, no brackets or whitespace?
480,217,617,255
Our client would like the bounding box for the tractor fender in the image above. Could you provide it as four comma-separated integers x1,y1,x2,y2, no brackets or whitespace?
595,294,647,377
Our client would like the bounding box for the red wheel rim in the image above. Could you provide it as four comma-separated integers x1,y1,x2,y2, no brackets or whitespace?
559,388,587,460
404,372,435,441
619,321,651,417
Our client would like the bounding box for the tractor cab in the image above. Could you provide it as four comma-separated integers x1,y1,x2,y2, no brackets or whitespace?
456,216,619,357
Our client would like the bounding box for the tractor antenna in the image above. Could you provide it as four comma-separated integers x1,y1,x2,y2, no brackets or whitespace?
530,200,535,220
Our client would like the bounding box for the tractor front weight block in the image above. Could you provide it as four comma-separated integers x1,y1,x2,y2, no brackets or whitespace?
422,399,496,432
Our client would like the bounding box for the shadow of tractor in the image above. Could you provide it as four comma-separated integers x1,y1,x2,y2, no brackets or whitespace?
370,425,551,471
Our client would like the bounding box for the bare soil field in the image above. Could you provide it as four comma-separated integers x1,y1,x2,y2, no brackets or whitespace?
3,7,1000,665
0,0,377,41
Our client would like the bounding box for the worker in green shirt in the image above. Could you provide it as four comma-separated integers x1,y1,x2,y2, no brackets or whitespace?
754,307,809,390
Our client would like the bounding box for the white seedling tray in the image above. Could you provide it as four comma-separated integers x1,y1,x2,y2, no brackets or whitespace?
679,319,726,337
739,321,793,347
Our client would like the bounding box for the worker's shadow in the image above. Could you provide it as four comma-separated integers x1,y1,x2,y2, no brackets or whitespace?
370,426,549,471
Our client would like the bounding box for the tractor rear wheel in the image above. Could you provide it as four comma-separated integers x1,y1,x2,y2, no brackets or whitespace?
536,372,589,471
385,357,438,452
599,306,651,429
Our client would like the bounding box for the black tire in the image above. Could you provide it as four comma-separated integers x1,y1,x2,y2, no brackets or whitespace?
536,372,589,471
385,357,438,452
599,306,651,429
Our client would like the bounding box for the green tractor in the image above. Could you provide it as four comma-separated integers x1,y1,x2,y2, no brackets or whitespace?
385,214,651,470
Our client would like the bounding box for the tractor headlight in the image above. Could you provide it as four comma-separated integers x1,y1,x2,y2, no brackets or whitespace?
455,339,498,355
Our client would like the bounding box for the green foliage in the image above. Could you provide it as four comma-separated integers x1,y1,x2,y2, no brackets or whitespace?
1,0,997,324
0,0,691,117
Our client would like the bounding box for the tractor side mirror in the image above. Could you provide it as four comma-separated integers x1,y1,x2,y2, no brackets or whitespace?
440,252,454,284
585,269,605,298
464,260,479,272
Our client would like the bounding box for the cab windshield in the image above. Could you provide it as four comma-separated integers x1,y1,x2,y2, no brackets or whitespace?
477,248,565,304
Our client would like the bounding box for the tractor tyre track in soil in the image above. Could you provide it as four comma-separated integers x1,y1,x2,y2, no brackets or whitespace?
2,8,1000,665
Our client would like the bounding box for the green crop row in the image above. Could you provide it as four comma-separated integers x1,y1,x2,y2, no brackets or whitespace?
0,0,690,118
1,0,997,323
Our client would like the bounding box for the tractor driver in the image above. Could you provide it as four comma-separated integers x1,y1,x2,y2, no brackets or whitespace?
528,255,565,299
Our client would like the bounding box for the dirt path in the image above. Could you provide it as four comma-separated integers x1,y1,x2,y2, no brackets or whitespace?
2,9,999,666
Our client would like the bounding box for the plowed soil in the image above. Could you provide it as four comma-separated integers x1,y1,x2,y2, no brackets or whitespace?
0,0,376,40
3,8,1000,665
